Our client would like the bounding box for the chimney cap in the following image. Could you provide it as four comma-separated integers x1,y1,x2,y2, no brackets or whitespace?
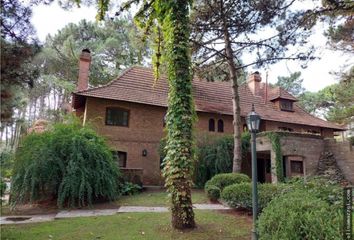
253,71,260,75
82,48,91,53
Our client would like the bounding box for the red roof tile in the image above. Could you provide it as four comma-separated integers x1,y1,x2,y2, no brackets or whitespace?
73,66,344,130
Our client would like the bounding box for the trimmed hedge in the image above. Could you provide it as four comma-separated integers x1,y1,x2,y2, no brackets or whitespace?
221,183,286,211
204,173,250,200
257,189,342,240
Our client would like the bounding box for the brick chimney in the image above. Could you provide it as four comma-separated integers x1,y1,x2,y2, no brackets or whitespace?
77,49,91,91
247,71,262,96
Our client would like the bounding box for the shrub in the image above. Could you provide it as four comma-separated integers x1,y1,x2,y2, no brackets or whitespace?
158,133,251,188
258,190,342,240
285,176,343,207
204,173,250,200
204,182,220,201
121,182,142,196
221,183,285,210
349,136,354,146
11,118,121,208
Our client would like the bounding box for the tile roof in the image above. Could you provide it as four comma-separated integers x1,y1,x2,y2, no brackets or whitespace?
268,86,298,101
73,66,344,130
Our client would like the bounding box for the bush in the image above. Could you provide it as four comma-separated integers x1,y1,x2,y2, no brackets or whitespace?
204,173,250,200
11,118,121,208
258,189,342,240
349,136,354,146
121,182,142,196
204,182,220,201
221,183,285,210
285,176,342,207
157,133,250,188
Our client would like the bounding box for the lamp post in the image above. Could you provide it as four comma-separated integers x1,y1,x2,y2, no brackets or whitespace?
246,104,261,240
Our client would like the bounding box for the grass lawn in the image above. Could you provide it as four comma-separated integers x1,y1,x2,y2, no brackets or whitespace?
1,210,251,240
116,189,210,206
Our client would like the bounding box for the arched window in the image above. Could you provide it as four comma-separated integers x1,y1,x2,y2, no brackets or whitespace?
209,119,215,132
217,119,224,132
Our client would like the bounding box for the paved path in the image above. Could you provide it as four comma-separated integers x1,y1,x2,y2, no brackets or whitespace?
0,204,230,225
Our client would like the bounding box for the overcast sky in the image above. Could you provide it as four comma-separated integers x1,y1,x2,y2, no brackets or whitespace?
31,2,353,92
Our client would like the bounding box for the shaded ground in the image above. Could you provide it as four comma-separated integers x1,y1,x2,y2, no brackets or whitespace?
116,189,210,206
1,189,208,216
1,210,251,240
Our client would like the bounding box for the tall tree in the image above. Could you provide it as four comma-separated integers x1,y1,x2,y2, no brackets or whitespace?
0,0,39,145
81,0,197,229
192,0,313,173
275,71,305,97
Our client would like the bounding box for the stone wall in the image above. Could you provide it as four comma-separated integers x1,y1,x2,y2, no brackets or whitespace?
324,139,354,184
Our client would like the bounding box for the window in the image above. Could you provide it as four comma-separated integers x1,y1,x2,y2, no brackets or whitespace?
290,160,303,174
106,107,129,126
112,151,127,168
280,100,293,111
209,119,215,131
217,119,224,132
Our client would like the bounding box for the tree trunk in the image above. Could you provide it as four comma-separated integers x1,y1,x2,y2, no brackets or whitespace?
222,4,242,173
163,0,196,229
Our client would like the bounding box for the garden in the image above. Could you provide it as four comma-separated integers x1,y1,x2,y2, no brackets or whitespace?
1,119,348,240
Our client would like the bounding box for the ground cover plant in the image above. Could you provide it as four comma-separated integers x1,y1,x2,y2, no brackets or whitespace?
1,210,251,240
10,118,121,208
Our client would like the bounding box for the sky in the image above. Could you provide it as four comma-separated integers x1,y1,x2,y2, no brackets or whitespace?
31,2,353,92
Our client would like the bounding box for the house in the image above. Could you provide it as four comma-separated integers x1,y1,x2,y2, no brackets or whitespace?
72,50,350,185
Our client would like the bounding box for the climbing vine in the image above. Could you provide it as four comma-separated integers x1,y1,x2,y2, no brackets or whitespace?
265,132,284,182
135,0,196,229
89,0,196,229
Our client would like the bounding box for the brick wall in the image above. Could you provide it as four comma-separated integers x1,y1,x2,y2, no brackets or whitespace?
256,134,325,183
82,96,337,185
84,97,235,185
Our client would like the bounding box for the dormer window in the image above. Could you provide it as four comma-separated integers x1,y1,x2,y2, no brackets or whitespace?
280,100,293,111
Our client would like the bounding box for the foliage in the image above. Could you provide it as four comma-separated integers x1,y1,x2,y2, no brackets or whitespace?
275,72,305,97
298,66,353,124
264,132,284,182
121,0,198,229
1,0,39,124
221,183,285,211
10,117,121,207
121,182,142,196
285,176,343,207
204,182,221,201
0,178,6,198
36,17,148,89
193,133,250,187
204,173,250,200
191,0,315,173
349,136,354,145
0,146,14,178
257,189,342,240
161,134,250,188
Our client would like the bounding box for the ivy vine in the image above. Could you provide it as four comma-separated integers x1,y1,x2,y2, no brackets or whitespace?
265,132,284,182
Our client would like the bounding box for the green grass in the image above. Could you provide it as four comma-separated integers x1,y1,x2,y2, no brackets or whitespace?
117,189,209,206
1,210,251,240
